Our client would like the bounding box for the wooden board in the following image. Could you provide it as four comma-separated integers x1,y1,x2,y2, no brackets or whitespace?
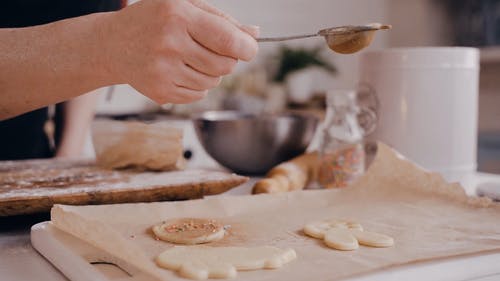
0,159,247,216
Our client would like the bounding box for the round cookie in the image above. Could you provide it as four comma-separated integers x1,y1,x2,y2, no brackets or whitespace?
152,218,225,245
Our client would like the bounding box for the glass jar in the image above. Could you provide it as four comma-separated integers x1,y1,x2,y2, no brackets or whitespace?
317,90,376,188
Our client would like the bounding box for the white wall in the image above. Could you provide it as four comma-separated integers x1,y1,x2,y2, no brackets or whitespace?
387,0,453,47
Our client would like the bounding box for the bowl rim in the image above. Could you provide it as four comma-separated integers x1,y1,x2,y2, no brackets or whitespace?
192,110,319,123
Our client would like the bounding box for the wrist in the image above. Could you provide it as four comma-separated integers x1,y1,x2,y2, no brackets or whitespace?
48,11,126,88
80,12,125,86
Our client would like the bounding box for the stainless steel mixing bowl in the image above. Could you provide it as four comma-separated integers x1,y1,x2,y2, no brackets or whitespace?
193,111,319,175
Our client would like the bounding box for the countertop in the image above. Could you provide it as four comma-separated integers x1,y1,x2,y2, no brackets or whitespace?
1,174,500,281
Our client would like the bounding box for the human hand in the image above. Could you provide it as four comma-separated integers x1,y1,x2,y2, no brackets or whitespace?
104,0,259,104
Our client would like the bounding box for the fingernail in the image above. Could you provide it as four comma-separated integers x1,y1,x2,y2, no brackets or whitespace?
242,25,260,38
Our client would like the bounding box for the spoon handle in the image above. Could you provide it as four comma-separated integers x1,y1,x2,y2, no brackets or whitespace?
257,33,318,42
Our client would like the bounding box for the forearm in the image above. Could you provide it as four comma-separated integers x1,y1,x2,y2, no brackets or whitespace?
0,13,117,120
55,90,100,158
0,0,258,121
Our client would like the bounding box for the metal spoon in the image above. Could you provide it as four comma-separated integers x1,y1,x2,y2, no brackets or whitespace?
257,23,392,54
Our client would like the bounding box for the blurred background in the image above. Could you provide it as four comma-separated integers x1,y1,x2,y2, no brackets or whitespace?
88,0,500,173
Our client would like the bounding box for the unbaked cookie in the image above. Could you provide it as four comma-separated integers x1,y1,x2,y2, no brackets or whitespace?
324,228,359,251
156,245,297,280
152,218,225,245
303,218,394,251
349,229,394,248
303,219,363,239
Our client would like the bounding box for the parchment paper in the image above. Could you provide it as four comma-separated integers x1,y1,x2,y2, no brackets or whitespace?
51,143,500,281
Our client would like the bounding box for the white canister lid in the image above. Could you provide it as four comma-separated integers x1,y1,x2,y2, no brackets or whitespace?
360,47,479,69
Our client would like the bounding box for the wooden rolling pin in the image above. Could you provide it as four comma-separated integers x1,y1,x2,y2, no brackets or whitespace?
252,152,319,194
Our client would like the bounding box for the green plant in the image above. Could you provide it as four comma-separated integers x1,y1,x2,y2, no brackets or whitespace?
273,46,337,82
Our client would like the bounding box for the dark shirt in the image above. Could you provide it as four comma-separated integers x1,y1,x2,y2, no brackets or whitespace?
0,0,122,160
0,1,123,28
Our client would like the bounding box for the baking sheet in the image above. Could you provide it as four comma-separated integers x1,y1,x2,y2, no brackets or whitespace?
50,143,500,281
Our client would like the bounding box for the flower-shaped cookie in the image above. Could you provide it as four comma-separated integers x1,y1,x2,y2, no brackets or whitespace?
304,219,394,250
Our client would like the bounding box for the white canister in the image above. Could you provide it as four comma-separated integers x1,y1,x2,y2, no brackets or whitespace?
359,47,480,182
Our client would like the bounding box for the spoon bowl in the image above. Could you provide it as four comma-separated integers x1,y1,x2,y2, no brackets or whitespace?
319,24,391,54
258,23,392,54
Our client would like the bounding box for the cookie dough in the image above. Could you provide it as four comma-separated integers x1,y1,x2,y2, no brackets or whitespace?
93,121,185,171
156,245,297,280
303,218,394,251
324,228,359,251
152,218,225,245
303,219,363,239
349,229,394,248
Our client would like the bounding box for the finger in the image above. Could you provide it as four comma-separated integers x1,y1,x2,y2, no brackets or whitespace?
130,83,206,105
186,0,259,38
187,9,258,61
175,63,221,91
240,25,260,38
183,39,237,77
168,88,208,104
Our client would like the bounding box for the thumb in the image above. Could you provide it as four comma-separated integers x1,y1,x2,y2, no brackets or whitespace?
186,0,260,38
240,25,260,38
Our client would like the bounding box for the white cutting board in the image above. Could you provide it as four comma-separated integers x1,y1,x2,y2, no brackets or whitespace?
31,222,500,281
